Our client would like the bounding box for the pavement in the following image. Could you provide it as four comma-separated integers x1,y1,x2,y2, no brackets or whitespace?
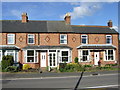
1,70,118,80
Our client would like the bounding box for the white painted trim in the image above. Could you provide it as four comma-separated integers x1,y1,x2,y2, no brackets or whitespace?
28,34,35,44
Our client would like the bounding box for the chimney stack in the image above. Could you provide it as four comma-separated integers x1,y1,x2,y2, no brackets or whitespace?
64,13,71,25
108,20,112,27
22,12,28,23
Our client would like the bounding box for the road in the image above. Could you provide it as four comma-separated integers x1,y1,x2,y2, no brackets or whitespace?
1,73,119,89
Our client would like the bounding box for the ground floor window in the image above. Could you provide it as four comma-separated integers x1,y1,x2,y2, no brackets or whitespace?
26,50,37,63
105,50,114,61
0,50,2,62
79,50,90,62
4,50,18,63
61,51,68,62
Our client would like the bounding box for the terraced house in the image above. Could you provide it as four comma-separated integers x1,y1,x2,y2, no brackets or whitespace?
0,13,119,69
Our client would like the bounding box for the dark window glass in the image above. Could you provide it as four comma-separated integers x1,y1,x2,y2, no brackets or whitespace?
27,50,34,56
62,51,68,56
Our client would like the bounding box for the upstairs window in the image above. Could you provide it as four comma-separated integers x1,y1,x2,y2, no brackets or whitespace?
106,35,112,44
28,34,35,44
81,35,88,44
60,34,67,44
7,34,15,44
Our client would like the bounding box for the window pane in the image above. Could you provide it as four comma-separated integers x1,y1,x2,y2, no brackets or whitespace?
62,51,68,56
83,56,87,61
83,50,88,55
27,57,34,62
27,50,34,56
62,57,68,62
82,38,86,44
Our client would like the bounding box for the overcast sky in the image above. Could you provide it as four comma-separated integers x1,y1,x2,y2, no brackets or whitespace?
1,0,120,38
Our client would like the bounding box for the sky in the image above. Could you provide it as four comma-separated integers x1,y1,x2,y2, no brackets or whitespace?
1,1,120,38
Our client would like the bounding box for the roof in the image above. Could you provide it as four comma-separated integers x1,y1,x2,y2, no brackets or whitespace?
22,45,72,50
72,25,118,34
77,44,116,49
1,20,118,34
0,45,20,50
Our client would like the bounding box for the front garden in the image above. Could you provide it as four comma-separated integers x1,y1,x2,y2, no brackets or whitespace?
0,56,119,73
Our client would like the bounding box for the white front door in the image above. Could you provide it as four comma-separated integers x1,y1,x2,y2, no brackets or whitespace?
94,52,99,65
41,52,46,67
49,52,57,67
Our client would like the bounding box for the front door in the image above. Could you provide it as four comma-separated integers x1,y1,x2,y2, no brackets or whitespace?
41,52,46,67
49,52,57,67
94,52,99,65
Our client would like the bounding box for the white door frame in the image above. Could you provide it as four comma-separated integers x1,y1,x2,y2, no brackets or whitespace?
94,52,99,65
41,52,46,67
0,50,2,62
48,52,57,67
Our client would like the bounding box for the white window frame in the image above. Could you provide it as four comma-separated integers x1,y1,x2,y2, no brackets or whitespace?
104,49,115,61
5,50,18,63
7,34,15,44
106,35,112,44
60,49,70,63
28,34,35,44
26,50,38,63
81,35,88,44
79,50,90,62
0,50,2,62
60,34,67,44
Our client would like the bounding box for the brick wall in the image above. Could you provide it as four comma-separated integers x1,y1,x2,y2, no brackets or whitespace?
1,33,119,68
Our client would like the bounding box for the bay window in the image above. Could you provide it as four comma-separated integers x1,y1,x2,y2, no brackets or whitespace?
80,50,90,62
26,50,37,63
105,50,114,61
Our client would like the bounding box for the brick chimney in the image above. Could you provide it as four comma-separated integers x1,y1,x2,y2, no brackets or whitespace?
64,13,71,25
22,12,28,23
108,20,112,27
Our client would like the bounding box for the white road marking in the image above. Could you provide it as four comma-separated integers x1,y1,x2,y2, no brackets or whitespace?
82,84,119,89
1,73,118,81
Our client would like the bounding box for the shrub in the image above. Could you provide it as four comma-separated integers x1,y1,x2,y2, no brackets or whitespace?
74,57,79,63
22,64,30,70
5,66,18,72
1,55,14,70
59,63,84,72
84,65,92,68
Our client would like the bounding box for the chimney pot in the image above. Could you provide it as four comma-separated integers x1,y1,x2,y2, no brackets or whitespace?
64,13,71,25
22,12,28,23
108,20,112,27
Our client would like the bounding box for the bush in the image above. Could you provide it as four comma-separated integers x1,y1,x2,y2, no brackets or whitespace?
74,57,78,63
22,64,30,70
84,65,92,68
5,66,18,72
59,63,84,72
1,55,14,70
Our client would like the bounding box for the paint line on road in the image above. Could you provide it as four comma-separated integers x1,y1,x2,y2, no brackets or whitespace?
1,73,118,81
81,84,119,89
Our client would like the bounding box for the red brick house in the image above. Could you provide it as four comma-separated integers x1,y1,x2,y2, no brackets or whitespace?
0,13,119,69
